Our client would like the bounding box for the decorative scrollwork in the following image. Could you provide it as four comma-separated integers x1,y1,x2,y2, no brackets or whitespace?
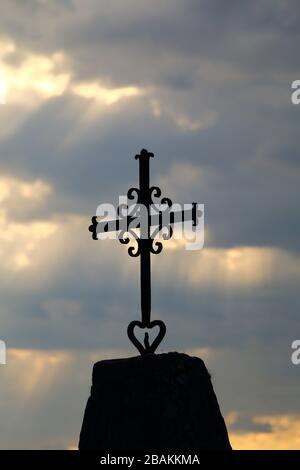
161,224,173,241
127,187,140,203
128,240,141,257
88,216,98,240
149,186,161,204
150,217,173,241
149,190,173,241
118,231,130,246
150,239,163,255
149,186,172,212
161,196,172,207
118,229,141,257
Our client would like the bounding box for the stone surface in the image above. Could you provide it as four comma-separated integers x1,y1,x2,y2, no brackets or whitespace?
79,352,231,450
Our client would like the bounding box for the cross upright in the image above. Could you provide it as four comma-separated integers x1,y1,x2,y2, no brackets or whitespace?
89,149,202,355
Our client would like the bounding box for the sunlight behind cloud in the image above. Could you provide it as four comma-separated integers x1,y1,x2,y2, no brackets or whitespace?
153,246,300,288
0,216,58,272
0,175,57,272
72,81,143,105
8,349,71,397
0,76,6,105
149,98,217,132
2,348,299,449
0,176,52,205
11,51,70,100
0,39,70,106
159,162,203,190
230,414,300,450
174,111,216,132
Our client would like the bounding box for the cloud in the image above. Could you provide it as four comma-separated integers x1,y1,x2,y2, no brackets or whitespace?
0,38,70,107
229,415,300,450
0,174,299,355
0,347,125,449
157,245,300,289
0,174,51,214
0,0,299,450
1,346,299,449
0,175,58,272
72,81,143,105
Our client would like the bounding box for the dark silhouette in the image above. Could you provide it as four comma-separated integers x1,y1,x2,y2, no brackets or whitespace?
79,353,231,450
84,151,230,450
89,149,201,354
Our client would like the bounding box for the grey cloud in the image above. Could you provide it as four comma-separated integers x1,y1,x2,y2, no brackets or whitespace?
0,342,298,449
1,88,299,252
1,0,300,87
225,415,272,434
0,0,299,449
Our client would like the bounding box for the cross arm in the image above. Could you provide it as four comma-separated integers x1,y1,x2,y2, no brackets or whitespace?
89,203,202,239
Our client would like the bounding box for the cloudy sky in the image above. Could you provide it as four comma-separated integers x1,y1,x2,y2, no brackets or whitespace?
0,0,300,449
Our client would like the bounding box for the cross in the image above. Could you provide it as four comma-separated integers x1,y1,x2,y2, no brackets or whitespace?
89,149,201,355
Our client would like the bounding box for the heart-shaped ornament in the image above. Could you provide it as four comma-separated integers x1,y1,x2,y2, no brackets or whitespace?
127,320,166,355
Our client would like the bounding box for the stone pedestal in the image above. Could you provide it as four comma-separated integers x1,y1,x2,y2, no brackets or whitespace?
79,352,231,450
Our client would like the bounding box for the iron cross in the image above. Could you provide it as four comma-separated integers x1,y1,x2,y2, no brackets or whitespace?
89,149,201,355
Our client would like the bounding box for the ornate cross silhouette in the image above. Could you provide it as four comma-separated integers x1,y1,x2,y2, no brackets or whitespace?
89,149,201,355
